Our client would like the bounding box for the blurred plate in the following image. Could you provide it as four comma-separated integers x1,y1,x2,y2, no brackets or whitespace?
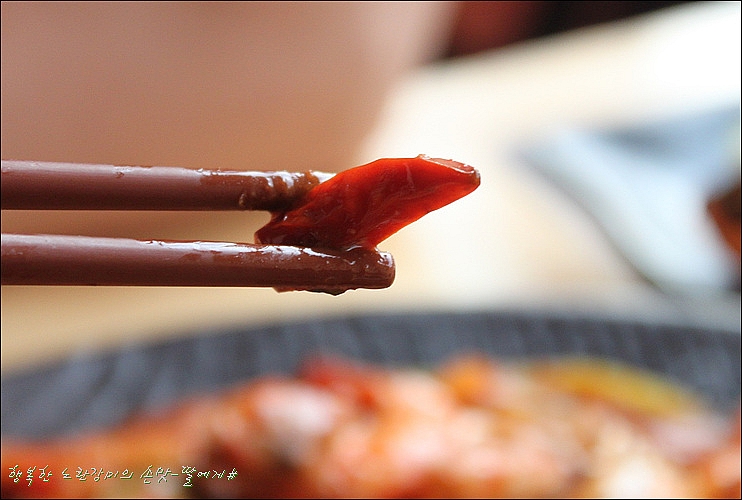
2,310,740,439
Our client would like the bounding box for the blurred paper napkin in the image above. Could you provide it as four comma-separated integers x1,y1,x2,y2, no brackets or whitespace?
520,105,740,295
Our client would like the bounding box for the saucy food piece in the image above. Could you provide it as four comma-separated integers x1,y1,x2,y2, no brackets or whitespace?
707,180,741,290
707,181,741,257
2,356,739,499
256,155,481,250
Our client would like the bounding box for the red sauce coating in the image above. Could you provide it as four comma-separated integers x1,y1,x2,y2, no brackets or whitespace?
255,155,481,250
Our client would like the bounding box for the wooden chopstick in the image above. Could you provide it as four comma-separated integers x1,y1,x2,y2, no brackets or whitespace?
1,160,395,292
0,234,394,292
1,160,332,211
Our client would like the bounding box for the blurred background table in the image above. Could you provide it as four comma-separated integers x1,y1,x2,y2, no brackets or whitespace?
2,1,739,373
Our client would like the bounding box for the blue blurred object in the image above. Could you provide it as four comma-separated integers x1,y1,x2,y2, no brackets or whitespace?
520,105,741,295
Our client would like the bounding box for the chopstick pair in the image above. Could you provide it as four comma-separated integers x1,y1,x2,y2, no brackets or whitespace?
1,160,395,292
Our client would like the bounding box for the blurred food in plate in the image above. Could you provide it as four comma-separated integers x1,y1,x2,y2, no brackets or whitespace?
2,355,739,499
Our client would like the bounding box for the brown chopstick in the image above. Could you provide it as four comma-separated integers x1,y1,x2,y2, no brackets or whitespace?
1,160,332,211
1,234,395,292
1,160,395,292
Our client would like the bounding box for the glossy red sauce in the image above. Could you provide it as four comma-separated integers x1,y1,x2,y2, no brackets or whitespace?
255,155,480,250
